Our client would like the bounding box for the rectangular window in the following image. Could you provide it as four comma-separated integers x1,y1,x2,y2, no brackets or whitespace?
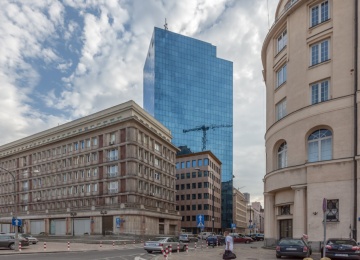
276,64,287,88
192,194,196,200
186,161,190,168
192,172,197,178
192,160,196,167
310,1,329,27
181,162,185,169
276,98,287,121
186,172,190,179
277,29,287,53
311,80,329,104
176,162,180,169
311,39,329,66
198,159,202,166
203,158,209,166
326,199,339,222
192,205,196,210
181,173,185,179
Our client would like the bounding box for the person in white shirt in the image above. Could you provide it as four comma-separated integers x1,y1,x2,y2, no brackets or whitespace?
224,230,234,252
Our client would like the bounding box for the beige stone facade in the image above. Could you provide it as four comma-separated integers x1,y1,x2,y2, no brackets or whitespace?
0,100,181,236
176,151,222,234
232,188,247,234
262,0,360,248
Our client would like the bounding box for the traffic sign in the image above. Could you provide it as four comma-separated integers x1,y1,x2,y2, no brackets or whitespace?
196,214,205,228
12,218,22,227
116,218,121,228
231,223,236,229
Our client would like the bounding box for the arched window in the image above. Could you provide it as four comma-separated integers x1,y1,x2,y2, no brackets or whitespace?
308,129,332,162
277,142,288,169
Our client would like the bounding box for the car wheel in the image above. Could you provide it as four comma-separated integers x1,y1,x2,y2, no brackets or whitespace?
276,254,281,259
9,243,15,250
146,250,152,253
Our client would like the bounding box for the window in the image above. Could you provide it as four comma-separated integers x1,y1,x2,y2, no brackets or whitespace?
197,183,202,188
109,181,118,193
155,142,160,152
278,142,288,169
192,194,196,199
181,195,185,200
197,171,202,178
311,80,329,104
276,64,287,88
276,99,287,121
176,163,180,169
326,199,339,222
198,193,202,199
186,184,190,189
181,174,185,179
311,39,329,66
310,0,329,27
192,183,196,189
308,129,332,162
186,161,190,168
204,158,209,166
192,172,196,178
192,160,196,167
192,205,196,210
277,29,287,53
198,159,202,166
280,205,291,215
186,173,190,179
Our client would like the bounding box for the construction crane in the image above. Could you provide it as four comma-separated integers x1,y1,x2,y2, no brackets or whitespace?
183,124,233,151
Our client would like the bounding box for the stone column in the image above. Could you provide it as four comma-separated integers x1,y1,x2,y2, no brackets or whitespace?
291,185,307,238
264,192,275,246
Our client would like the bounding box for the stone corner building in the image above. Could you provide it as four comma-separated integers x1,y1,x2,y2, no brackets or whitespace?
262,0,360,249
0,100,181,236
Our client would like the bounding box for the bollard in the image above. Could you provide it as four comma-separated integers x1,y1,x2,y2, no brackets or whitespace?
207,241,209,249
44,242,47,251
186,244,188,253
67,241,70,251
217,240,219,247
195,242,197,250
100,241,102,248
133,240,135,244
177,243,180,253
19,243,22,252
169,244,172,255
112,241,115,248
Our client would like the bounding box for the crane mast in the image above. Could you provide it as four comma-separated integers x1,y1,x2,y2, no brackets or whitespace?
183,124,232,151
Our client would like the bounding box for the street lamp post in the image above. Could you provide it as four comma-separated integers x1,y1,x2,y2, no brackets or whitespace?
0,166,19,251
70,212,77,236
211,173,215,234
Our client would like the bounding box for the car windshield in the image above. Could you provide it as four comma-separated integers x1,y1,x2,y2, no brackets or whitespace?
328,240,357,246
279,239,304,246
151,237,167,242
179,235,188,238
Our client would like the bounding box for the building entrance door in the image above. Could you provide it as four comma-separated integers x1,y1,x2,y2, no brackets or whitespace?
279,219,292,239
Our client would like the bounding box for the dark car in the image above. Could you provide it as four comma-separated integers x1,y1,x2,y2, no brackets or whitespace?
250,233,264,241
0,235,29,250
232,234,253,244
206,235,225,246
321,238,360,259
276,238,312,259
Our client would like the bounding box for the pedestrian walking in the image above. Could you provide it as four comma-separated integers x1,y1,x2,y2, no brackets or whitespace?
223,231,236,259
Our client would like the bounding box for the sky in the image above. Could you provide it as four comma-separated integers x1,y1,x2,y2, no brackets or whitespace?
0,0,279,205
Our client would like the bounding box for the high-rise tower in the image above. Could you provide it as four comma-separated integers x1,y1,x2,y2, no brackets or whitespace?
143,27,233,228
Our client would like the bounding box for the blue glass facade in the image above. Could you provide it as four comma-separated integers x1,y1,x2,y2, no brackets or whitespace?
143,27,233,229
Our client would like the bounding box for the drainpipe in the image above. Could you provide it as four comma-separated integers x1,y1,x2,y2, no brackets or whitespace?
353,0,358,241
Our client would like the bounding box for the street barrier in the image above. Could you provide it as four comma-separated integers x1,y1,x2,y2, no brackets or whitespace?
67,241,70,251
169,244,172,255
177,243,180,253
186,244,188,253
44,242,46,251
100,241,102,248
19,243,21,252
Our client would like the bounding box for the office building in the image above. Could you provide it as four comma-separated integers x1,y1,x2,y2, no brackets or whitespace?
176,151,221,234
0,101,181,235
232,188,247,234
262,0,359,248
144,27,233,228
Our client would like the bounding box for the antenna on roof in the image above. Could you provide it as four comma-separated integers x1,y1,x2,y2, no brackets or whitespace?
164,18,168,30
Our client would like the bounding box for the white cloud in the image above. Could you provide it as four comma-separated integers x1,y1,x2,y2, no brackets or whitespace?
0,0,280,206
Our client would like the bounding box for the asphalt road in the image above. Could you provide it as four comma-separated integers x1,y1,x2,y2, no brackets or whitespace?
0,247,154,260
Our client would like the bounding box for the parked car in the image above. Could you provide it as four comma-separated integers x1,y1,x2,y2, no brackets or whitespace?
0,234,29,250
250,233,264,241
199,232,213,240
179,233,198,242
232,234,253,244
321,238,360,259
21,234,38,244
276,238,312,259
206,235,225,246
143,236,188,253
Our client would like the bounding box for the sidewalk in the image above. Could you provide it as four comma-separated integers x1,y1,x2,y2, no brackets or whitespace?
0,241,143,255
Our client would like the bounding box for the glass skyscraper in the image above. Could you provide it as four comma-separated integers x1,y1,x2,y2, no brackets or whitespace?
143,27,233,229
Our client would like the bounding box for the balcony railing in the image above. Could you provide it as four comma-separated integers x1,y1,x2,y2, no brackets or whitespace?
109,188,118,193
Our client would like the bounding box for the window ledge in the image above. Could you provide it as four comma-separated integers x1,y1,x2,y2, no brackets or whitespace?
275,46,287,58
309,18,331,30
309,59,331,69
275,81,287,91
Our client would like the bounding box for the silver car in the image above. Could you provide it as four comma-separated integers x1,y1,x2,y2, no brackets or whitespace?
144,236,188,253
21,234,38,244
